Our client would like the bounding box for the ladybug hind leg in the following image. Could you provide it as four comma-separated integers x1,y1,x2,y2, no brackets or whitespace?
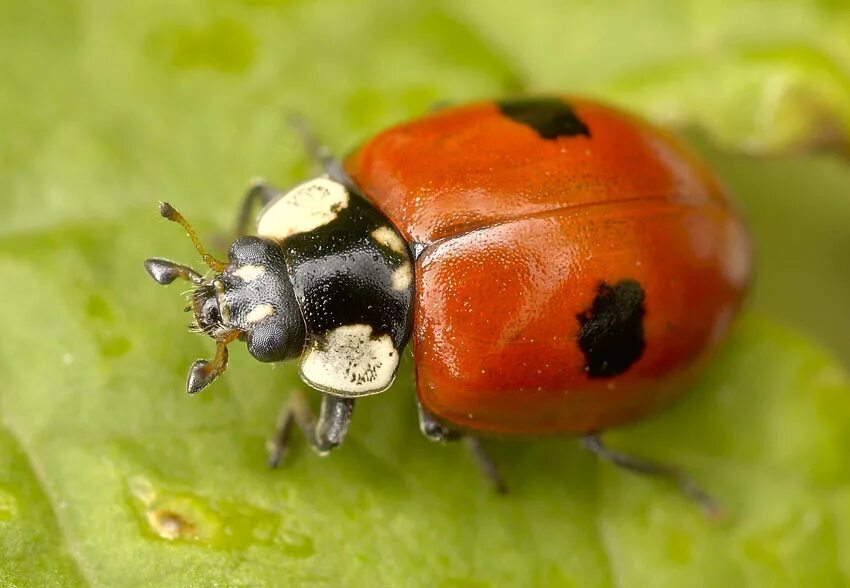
463,437,508,495
581,433,722,518
267,389,355,467
418,402,508,494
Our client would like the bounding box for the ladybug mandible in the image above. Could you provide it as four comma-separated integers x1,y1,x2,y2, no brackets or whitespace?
145,97,750,513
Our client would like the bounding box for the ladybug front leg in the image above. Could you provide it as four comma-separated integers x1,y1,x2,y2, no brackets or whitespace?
417,402,507,494
235,180,280,237
237,114,351,239
581,433,721,518
267,389,355,467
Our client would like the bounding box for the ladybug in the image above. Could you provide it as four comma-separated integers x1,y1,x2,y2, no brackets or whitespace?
145,97,750,512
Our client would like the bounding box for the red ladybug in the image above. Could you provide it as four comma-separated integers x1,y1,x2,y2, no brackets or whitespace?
145,97,750,511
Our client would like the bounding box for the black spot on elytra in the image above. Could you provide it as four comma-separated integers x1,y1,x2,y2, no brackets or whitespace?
576,280,645,378
497,98,590,140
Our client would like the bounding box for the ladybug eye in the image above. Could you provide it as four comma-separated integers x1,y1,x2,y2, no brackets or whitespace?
191,284,227,334
204,304,221,326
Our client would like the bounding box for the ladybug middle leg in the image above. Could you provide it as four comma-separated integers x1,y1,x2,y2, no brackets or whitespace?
581,433,721,518
237,114,350,240
417,401,462,442
267,389,355,467
418,402,508,494
287,113,349,185
235,115,352,240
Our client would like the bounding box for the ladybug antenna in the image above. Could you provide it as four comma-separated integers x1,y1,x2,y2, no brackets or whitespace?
159,202,227,272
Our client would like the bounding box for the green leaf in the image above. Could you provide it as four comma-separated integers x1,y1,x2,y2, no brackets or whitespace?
2,0,850,586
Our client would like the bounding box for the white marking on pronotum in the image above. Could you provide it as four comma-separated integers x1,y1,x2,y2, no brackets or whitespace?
233,264,265,282
390,263,412,291
257,177,349,239
300,324,399,397
246,303,275,324
371,226,407,255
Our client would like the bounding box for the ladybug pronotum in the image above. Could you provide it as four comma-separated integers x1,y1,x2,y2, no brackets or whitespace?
145,97,751,513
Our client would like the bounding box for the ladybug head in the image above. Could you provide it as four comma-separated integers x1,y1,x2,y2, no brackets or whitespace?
144,203,305,394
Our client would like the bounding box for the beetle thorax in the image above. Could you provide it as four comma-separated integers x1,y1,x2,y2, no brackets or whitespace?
252,176,416,398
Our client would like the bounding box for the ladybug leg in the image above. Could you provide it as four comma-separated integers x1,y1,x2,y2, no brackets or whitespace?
417,402,508,494
580,433,721,518
427,100,452,113
417,401,462,442
235,180,280,237
267,389,355,467
287,114,349,185
463,437,509,495
312,394,356,454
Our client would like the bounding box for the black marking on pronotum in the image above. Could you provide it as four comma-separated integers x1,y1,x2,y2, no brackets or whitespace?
576,279,646,378
280,183,414,351
497,97,590,140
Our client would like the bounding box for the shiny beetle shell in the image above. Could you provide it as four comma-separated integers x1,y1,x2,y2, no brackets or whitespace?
345,97,751,434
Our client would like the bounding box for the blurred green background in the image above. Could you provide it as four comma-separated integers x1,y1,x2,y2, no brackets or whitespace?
1,0,849,586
